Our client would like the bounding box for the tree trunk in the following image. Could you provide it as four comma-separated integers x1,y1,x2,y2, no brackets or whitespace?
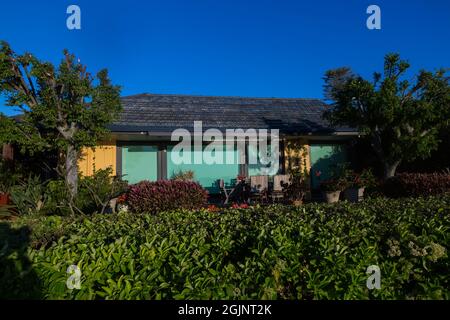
383,161,401,179
65,144,79,200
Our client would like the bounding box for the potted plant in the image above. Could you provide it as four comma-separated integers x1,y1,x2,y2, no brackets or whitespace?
320,179,343,203
342,169,375,202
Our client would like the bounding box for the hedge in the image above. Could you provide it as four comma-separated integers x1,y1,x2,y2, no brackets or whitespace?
383,173,450,198
0,196,449,299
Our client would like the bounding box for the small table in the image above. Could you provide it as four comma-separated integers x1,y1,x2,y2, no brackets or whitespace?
219,179,247,205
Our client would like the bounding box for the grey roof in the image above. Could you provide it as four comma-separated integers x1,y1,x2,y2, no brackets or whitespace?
110,93,355,135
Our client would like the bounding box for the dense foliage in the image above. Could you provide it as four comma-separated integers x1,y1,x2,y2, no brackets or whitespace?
126,180,208,214
383,173,450,198
0,42,122,204
1,196,448,299
7,168,127,216
323,53,450,178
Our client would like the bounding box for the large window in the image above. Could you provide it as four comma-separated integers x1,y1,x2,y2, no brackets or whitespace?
167,145,241,193
121,145,158,184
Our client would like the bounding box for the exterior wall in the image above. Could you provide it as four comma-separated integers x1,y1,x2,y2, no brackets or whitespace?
283,138,311,174
84,138,312,180
283,138,312,200
78,141,116,176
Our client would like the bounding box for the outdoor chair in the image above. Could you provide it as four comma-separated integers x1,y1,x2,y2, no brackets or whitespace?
270,174,291,203
249,175,269,203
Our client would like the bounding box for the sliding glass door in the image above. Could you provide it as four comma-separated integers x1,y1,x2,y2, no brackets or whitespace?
167,145,241,193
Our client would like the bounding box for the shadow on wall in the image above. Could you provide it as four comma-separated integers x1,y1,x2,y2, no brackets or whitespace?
0,222,42,299
310,145,347,189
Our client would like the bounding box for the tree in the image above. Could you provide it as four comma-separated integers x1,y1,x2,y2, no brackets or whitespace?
0,41,122,208
323,54,449,178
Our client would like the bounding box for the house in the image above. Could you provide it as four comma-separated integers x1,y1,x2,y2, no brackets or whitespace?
78,94,358,193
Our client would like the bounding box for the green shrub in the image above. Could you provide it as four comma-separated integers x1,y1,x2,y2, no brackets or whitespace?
12,168,129,216
0,196,449,299
127,180,208,214
78,168,128,214
9,175,48,215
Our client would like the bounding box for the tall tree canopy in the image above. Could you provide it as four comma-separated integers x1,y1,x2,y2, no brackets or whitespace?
323,54,449,178
0,41,122,205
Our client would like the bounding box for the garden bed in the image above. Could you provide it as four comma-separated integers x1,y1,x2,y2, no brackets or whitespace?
0,196,449,299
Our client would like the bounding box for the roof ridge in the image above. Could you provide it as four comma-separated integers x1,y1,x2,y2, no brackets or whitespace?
121,93,324,101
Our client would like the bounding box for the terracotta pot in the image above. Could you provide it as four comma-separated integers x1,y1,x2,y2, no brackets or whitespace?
344,188,365,203
323,191,341,203
0,193,10,205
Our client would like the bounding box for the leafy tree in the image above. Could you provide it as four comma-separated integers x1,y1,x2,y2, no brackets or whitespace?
0,41,121,209
323,54,449,178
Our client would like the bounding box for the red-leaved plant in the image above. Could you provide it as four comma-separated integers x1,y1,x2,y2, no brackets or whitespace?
127,180,208,214
383,172,450,198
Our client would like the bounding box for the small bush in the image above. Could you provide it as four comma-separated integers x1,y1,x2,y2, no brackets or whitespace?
9,168,128,216
384,173,450,198
9,175,48,215
79,168,128,214
127,180,208,214
171,170,195,181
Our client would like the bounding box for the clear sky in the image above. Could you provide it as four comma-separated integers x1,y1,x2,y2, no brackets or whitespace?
0,0,449,115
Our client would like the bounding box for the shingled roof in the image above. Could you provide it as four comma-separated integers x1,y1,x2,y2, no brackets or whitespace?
110,93,356,135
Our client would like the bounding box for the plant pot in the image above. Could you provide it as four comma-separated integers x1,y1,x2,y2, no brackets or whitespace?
322,191,341,203
0,193,10,205
292,199,303,206
344,188,365,203
117,203,129,213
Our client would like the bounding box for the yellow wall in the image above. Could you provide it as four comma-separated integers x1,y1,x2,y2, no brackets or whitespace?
78,141,116,176
283,138,312,200
284,138,311,174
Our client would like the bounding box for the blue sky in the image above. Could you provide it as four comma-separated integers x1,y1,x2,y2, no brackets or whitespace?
0,0,449,115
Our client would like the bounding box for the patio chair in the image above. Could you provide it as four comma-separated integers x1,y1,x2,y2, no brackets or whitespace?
249,175,269,203
271,174,291,203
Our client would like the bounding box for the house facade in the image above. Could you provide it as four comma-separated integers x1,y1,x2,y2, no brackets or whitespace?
78,94,358,193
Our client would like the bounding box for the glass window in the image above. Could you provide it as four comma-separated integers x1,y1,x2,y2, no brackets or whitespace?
167,144,240,194
122,145,158,184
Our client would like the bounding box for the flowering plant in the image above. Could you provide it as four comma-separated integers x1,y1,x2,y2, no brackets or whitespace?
117,193,127,204
206,204,221,213
342,168,376,189
231,203,249,209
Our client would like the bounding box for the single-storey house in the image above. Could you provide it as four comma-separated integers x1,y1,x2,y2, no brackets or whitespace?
78,94,358,193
